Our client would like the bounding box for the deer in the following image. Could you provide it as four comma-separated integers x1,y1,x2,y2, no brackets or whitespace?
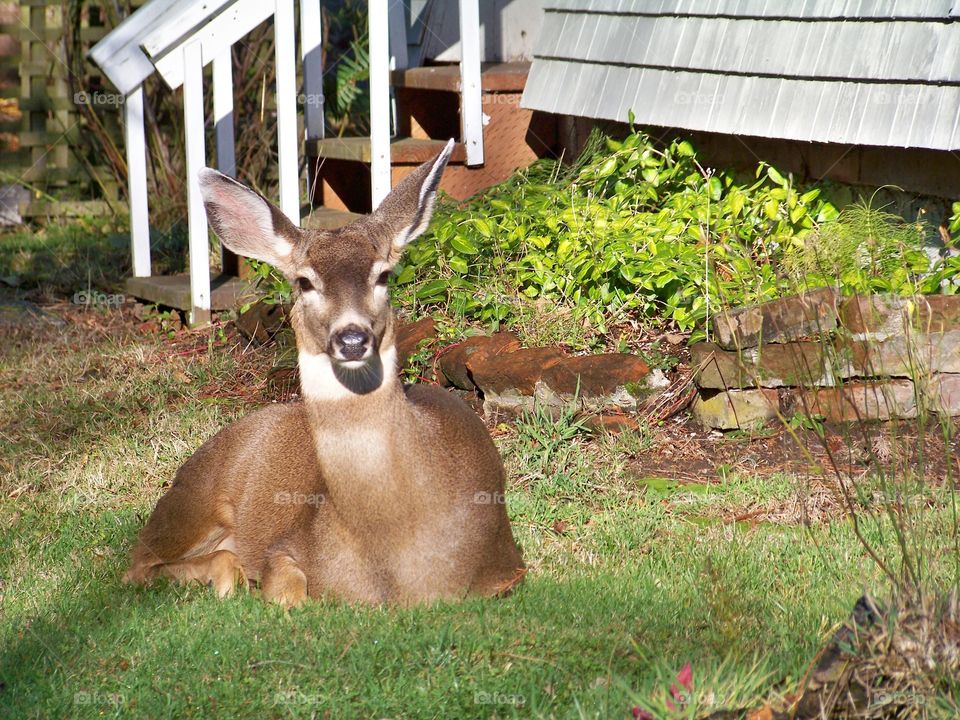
122,141,525,608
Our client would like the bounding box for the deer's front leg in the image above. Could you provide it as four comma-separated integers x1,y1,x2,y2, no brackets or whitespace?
261,552,308,608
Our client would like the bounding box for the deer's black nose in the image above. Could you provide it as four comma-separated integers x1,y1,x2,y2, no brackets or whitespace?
331,325,372,362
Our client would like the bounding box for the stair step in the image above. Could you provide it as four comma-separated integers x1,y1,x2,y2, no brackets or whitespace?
306,137,466,164
125,273,257,313
390,62,529,93
302,207,363,230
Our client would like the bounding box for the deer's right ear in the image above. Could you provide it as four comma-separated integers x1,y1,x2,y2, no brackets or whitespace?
198,168,302,273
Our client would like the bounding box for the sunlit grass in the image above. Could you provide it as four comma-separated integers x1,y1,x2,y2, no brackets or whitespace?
4,309,958,718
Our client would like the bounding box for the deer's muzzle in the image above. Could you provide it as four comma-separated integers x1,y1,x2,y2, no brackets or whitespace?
330,324,374,363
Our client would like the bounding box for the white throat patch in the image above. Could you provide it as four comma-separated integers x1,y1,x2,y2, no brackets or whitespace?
298,346,397,401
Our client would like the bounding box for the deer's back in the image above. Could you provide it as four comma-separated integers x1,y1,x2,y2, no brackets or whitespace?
402,383,506,494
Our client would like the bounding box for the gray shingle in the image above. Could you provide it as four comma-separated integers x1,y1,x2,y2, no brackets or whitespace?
523,1,960,149
545,0,955,18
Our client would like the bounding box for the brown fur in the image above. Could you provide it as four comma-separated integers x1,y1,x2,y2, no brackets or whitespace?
124,143,525,607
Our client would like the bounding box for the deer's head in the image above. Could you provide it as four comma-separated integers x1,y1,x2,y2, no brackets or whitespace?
199,140,453,398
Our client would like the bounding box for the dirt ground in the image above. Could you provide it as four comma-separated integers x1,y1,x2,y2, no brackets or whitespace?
7,295,958,499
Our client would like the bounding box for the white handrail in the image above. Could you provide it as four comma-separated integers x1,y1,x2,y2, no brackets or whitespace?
369,0,392,208
458,0,484,166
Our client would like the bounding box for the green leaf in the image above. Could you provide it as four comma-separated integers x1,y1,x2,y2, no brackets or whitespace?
707,176,722,202
766,166,786,186
817,202,840,223
473,218,492,238
729,192,745,217
596,157,618,178
394,264,415,285
416,279,448,301
448,256,469,274
449,234,479,255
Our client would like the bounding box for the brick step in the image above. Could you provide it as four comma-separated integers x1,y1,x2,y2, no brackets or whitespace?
306,136,466,165
390,62,529,93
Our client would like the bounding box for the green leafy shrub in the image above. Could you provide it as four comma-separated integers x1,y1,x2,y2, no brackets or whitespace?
783,202,939,294
251,129,960,346
392,129,837,342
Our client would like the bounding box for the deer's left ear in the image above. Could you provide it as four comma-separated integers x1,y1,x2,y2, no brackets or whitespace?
372,139,454,263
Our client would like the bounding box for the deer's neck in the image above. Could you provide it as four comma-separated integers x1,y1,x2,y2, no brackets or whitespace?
298,345,408,495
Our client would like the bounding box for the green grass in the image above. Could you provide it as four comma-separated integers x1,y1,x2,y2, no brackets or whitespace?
0,221,188,298
2,306,958,718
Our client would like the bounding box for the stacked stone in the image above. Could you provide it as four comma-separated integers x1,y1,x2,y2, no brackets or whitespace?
393,322,667,430
691,289,960,430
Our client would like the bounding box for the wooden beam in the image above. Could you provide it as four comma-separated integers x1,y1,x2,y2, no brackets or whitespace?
213,49,238,275
212,51,235,177
369,0,391,207
124,85,151,277
87,0,180,97
146,0,275,91
388,1,408,70
299,0,324,142
458,0,484,166
183,39,211,327
274,0,300,225
140,0,234,59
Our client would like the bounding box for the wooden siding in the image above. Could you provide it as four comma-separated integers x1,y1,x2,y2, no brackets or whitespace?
522,0,960,149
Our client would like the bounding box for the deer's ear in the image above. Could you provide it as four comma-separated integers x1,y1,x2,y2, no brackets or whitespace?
372,139,454,263
198,168,302,273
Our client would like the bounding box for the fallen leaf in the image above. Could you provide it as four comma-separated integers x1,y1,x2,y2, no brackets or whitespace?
747,705,775,720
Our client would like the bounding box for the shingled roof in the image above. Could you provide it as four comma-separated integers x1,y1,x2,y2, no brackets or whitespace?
521,0,960,149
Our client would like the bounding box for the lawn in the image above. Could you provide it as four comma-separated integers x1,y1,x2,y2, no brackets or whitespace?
2,289,958,720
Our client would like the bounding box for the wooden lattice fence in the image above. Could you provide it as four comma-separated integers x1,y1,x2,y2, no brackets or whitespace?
3,0,139,222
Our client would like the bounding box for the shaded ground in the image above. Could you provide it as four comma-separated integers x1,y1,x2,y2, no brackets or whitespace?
630,414,959,487
7,291,956,499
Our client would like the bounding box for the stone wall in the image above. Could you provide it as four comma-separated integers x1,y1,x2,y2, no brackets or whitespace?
690,290,960,430
395,320,669,430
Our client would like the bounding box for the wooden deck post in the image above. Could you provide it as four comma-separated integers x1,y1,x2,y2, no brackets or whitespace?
300,0,324,142
275,0,300,225
212,50,238,274
458,0,484,166
300,0,324,200
212,52,236,177
183,39,211,327
124,85,151,277
369,0,391,207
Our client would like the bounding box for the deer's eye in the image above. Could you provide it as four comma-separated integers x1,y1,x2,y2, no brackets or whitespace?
376,270,392,286
296,277,315,293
